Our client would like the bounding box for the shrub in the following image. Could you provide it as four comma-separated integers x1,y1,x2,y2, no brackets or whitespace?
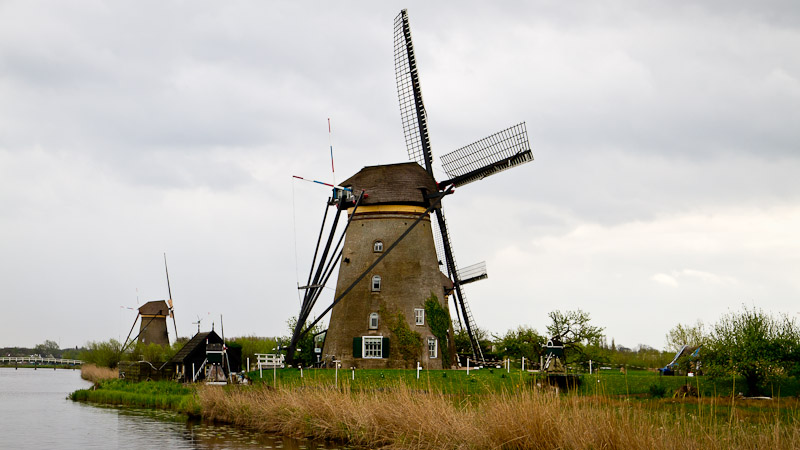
648,383,667,398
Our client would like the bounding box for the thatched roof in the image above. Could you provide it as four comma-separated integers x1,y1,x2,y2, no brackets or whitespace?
341,162,438,207
138,300,169,316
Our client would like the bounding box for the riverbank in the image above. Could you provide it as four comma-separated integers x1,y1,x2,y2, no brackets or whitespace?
71,368,800,449
70,378,201,415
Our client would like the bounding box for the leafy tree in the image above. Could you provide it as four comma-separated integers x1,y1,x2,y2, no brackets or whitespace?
453,323,492,358
128,342,178,365
665,320,706,353
284,317,324,368
703,306,800,396
229,335,278,369
546,309,605,365
493,326,545,363
34,340,60,357
80,339,123,368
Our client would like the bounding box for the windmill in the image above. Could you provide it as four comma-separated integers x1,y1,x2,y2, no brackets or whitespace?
120,255,181,351
286,9,532,368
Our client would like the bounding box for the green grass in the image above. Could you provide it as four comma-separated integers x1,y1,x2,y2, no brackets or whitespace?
579,369,800,398
70,379,200,415
247,366,552,395
247,366,800,399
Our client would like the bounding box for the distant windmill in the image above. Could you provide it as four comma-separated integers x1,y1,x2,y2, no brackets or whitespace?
121,255,181,350
286,9,533,368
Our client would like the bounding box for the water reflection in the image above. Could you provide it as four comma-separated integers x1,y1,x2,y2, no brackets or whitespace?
0,368,347,450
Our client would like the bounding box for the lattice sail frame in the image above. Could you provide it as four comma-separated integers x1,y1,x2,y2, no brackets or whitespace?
394,10,433,172
439,122,533,187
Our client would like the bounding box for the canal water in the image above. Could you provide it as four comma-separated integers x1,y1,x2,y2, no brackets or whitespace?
0,368,347,450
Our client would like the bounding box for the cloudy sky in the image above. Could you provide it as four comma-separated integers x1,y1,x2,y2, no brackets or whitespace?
2,1,798,350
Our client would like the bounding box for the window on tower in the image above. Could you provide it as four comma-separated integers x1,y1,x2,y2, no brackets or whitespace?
414,308,424,325
363,336,383,358
371,275,382,292
428,337,438,358
373,241,384,252
369,312,379,329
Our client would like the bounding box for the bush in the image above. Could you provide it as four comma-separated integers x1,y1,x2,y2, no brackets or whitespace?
648,383,668,398
80,339,123,368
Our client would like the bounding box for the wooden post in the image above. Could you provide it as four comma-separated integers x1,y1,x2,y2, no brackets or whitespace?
467,357,470,375
192,363,196,382
522,356,525,372
416,361,421,379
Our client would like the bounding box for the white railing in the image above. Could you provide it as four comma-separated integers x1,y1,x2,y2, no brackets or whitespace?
0,356,83,365
255,353,284,369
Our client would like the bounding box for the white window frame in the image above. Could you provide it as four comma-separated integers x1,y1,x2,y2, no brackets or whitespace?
414,308,424,325
371,275,381,292
428,337,438,359
373,241,384,252
369,312,379,329
363,336,383,359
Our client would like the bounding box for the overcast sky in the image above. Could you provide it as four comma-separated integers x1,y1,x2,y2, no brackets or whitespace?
2,1,798,350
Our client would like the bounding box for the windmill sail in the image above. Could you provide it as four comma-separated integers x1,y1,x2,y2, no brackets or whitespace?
439,122,533,188
395,8,486,362
394,9,433,174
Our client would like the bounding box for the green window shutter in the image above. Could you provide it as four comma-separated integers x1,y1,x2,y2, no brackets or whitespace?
353,337,362,358
382,337,390,358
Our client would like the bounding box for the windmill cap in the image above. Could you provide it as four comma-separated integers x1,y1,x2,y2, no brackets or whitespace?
341,162,438,207
138,300,169,316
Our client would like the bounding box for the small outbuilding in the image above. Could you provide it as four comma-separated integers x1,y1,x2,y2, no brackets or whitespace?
165,330,240,382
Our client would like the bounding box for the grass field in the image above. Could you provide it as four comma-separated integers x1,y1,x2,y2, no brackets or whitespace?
245,366,800,398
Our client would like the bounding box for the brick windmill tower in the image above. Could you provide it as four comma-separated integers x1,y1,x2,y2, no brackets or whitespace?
287,10,533,369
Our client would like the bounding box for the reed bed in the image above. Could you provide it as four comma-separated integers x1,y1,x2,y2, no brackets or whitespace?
198,380,800,450
80,364,118,383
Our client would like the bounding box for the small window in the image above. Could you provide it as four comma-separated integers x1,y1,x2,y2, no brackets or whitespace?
428,337,438,359
369,312,379,329
414,308,424,325
371,275,382,292
373,241,384,252
363,336,383,358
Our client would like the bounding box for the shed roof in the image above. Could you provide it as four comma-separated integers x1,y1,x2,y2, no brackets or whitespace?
341,162,438,207
138,300,169,316
168,330,223,364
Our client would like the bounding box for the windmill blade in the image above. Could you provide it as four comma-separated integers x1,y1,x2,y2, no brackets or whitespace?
457,261,488,286
432,205,485,363
439,122,533,188
164,253,178,340
394,9,434,175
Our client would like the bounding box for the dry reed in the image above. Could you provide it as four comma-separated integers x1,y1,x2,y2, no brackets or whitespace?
80,364,118,383
197,380,800,450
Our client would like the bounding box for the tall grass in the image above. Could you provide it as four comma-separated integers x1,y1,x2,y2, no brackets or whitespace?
80,364,118,383
198,379,800,450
